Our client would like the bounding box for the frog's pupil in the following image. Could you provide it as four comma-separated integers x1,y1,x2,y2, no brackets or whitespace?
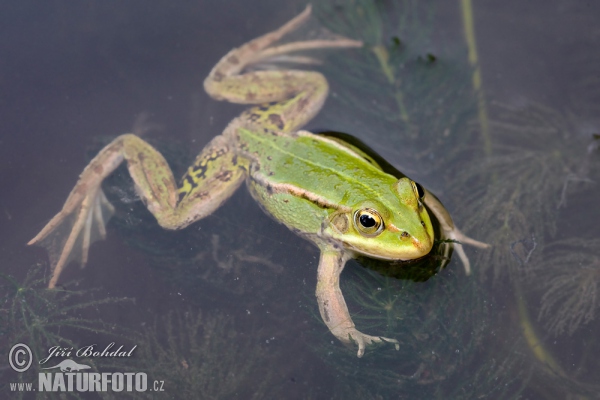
360,214,376,228
415,182,425,199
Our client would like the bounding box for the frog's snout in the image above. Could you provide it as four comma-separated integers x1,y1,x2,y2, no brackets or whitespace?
407,231,433,255
412,235,432,252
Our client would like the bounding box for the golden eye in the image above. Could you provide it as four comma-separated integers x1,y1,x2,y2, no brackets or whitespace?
353,208,384,237
411,181,425,201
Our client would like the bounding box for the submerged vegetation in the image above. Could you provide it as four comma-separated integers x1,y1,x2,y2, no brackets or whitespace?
451,103,595,280
315,0,477,173
0,266,129,399
316,266,528,398
10,0,599,398
118,310,277,399
313,0,599,397
534,238,600,336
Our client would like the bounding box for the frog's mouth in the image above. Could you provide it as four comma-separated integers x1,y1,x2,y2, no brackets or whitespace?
347,233,434,261
350,245,432,262
355,251,417,262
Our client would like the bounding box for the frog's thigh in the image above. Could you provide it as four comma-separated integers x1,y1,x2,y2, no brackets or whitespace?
175,135,246,227
211,70,328,133
122,134,244,230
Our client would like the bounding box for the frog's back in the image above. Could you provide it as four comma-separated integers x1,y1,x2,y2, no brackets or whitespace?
238,128,398,207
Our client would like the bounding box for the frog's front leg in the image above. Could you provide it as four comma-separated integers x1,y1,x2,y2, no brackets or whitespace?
316,248,400,358
29,134,245,288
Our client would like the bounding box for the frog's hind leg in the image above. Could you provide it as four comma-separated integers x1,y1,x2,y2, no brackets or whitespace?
423,189,490,275
204,5,362,133
205,5,361,84
176,134,247,214
29,134,245,288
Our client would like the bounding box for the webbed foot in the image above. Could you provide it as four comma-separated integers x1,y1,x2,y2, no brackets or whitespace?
346,329,400,358
28,139,128,288
204,5,362,106
423,188,490,274
29,186,114,288
449,228,490,275
243,5,363,69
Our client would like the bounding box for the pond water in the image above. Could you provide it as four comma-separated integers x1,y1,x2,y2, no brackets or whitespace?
1,0,599,399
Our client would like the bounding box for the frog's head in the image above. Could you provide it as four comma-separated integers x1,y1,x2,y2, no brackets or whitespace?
326,178,434,260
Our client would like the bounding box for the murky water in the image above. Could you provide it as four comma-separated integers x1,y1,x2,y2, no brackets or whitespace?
1,1,599,399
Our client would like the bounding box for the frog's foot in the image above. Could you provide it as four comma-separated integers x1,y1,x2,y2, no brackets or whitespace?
346,329,400,358
316,250,399,358
422,189,490,275
28,186,115,288
448,228,490,275
28,139,128,288
205,5,362,100
246,37,363,69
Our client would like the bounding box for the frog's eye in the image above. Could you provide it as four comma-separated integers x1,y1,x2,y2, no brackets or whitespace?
353,208,384,237
411,181,425,201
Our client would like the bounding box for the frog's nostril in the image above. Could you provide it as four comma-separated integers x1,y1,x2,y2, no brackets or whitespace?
401,231,410,238
421,221,425,227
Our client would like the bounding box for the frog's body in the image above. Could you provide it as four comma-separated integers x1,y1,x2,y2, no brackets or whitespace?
241,129,433,259
29,6,488,357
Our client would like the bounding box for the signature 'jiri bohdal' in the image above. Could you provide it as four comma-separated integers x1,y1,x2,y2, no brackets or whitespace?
29,6,488,357
40,343,137,365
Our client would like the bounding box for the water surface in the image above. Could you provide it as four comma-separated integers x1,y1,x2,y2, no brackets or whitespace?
1,1,599,399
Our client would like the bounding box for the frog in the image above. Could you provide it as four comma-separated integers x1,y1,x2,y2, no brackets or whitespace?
28,5,488,357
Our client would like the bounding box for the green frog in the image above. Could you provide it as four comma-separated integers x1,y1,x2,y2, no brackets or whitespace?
29,6,488,357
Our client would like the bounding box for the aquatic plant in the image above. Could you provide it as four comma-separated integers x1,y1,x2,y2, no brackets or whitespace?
314,0,598,284
115,309,276,400
28,2,597,398
442,102,599,395
531,238,600,336
312,265,528,399
314,0,477,174
309,1,600,398
0,265,129,399
449,102,595,281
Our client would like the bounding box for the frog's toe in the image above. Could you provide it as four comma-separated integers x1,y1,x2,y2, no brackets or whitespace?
29,187,115,288
449,228,491,275
249,55,322,71
249,38,362,68
348,331,399,358
454,228,490,249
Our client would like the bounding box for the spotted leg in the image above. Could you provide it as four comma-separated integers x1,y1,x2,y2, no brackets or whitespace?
29,134,246,288
204,5,362,135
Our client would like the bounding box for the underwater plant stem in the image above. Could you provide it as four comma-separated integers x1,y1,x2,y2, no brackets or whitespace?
460,0,491,156
514,283,564,376
372,45,410,123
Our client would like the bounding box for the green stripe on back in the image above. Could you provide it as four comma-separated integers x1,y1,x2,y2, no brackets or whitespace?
238,128,399,208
